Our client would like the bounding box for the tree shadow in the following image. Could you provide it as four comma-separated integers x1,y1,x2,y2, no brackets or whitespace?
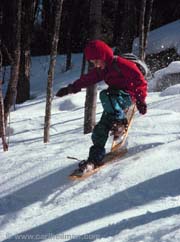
0,164,75,216
3,169,180,242
67,206,180,242
127,142,164,157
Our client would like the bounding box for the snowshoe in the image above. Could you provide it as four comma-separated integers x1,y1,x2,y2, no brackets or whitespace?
69,104,136,180
69,148,128,180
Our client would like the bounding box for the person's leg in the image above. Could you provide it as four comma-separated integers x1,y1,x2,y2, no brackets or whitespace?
100,89,132,120
88,90,132,164
81,89,132,169
88,112,113,165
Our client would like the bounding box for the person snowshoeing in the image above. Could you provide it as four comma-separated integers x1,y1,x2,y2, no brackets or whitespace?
56,40,147,173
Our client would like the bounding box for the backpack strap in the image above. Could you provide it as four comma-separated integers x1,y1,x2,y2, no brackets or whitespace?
112,56,124,78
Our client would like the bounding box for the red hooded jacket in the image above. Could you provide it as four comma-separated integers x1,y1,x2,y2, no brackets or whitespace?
69,40,147,103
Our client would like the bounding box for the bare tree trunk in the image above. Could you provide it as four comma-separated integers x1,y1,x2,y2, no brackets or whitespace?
139,0,154,61
44,0,63,143
4,0,22,126
0,83,8,151
84,0,102,134
81,52,86,76
80,0,90,89
16,0,38,104
0,5,7,150
65,0,79,71
143,0,154,56
41,0,56,54
113,0,137,53
139,0,146,60
0,51,8,151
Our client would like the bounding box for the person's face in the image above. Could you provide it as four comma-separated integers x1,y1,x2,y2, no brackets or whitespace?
90,59,106,69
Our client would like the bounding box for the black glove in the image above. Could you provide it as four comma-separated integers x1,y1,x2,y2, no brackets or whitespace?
56,84,74,97
56,87,69,97
136,100,147,115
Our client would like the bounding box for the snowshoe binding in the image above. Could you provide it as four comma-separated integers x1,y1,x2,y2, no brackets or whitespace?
70,160,95,178
79,160,95,172
110,118,128,140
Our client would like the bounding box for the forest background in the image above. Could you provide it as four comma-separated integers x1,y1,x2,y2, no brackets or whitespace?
0,0,180,149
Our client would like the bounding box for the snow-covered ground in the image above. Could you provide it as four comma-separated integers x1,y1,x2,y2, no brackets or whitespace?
1,20,180,242
0,52,180,242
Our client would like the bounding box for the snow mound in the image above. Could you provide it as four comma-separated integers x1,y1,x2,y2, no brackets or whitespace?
160,84,180,96
58,99,77,111
148,61,180,91
154,62,180,80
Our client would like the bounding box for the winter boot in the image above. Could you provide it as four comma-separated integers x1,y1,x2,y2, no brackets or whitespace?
78,160,95,173
110,118,128,140
88,145,106,166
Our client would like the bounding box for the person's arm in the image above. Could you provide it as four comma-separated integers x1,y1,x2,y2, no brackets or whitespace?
133,72,147,103
133,70,147,114
56,68,105,97
134,74,147,114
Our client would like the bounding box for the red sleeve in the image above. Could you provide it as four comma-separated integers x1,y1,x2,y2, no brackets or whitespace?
70,68,105,93
134,72,147,103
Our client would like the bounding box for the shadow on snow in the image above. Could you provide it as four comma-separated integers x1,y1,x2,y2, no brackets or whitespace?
3,169,180,242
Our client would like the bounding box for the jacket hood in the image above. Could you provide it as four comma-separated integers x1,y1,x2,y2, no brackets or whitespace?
84,40,114,64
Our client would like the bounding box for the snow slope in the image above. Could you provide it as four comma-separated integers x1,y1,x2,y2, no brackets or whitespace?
148,61,180,91
0,51,180,242
133,20,180,55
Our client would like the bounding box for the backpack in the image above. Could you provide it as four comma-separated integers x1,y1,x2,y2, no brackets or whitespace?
113,52,151,79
